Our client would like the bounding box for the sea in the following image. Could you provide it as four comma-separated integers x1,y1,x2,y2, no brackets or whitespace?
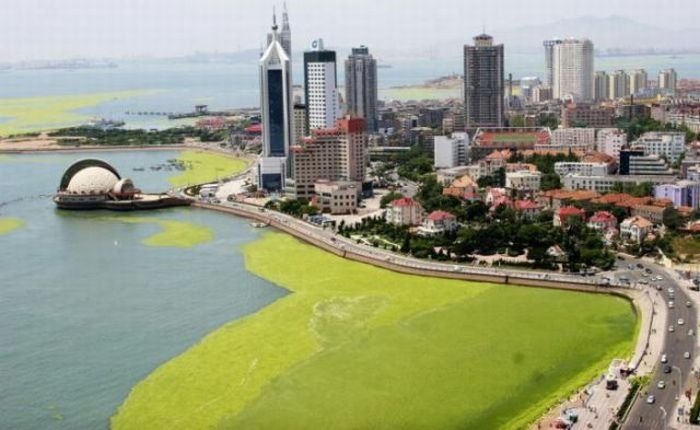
0,151,287,429
0,52,698,130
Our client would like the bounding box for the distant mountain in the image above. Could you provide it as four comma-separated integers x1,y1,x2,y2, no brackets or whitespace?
495,15,700,52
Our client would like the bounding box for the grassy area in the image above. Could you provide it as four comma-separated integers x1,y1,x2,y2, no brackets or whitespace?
0,217,24,236
492,134,538,143
167,150,248,188
673,236,700,259
0,91,155,136
98,216,214,248
112,232,636,430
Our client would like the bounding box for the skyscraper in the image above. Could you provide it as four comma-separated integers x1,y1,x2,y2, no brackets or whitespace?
594,71,609,101
345,46,378,132
608,70,629,100
257,11,294,192
629,69,648,95
543,39,562,87
658,69,678,94
463,33,504,129
552,38,594,101
304,39,341,130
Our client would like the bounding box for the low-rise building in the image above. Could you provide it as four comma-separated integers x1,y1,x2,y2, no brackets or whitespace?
654,180,700,209
553,206,586,227
632,132,686,163
313,181,360,215
386,197,425,226
620,216,653,243
551,128,596,151
418,210,458,236
506,170,542,192
631,204,668,224
562,174,676,193
587,211,618,232
443,175,478,200
554,162,611,177
562,104,616,128
537,189,600,210
514,200,541,220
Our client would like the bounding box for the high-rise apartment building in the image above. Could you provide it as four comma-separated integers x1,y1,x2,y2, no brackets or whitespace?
594,71,609,101
345,46,378,132
608,70,629,100
291,117,367,199
629,69,648,95
552,38,594,101
463,33,504,128
257,12,294,192
304,39,340,130
658,68,678,94
543,39,562,87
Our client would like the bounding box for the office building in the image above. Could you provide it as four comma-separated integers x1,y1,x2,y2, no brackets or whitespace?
594,71,608,101
629,69,648,95
433,132,468,169
313,180,360,214
291,117,367,199
506,170,542,192
551,128,596,151
543,39,562,87
554,162,611,177
552,38,594,101
345,46,378,132
562,174,676,193
658,69,678,94
619,149,672,175
293,103,307,145
463,33,504,128
257,12,294,191
304,39,340,130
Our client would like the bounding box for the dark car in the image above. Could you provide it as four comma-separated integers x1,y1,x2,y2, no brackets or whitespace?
663,365,672,374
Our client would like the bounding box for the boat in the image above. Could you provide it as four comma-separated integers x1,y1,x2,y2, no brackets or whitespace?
250,222,268,228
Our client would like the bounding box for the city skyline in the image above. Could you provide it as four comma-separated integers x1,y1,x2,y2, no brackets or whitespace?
1,0,699,62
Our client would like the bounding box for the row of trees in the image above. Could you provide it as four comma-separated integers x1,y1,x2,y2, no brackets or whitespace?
49,126,229,146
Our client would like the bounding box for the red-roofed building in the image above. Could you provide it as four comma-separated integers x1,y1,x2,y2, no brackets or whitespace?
587,211,618,232
514,200,541,220
418,210,458,236
387,197,425,226
554,206,586,227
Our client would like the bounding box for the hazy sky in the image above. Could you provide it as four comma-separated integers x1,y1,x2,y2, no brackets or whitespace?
1,0,696,61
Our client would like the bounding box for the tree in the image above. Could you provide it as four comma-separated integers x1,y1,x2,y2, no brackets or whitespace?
663,207,682,231
380,191,403,208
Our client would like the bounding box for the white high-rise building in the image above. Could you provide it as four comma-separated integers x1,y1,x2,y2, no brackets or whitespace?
552,38,594,101
304,39,340,130
629,69,648,95
608,70,628,100
658,69,678,94
257,12,294,192
594,71,608,101
597,128,627,159
433,132,468,169
543,39,562,87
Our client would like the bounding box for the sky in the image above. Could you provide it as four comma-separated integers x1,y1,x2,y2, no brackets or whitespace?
0,0,697,62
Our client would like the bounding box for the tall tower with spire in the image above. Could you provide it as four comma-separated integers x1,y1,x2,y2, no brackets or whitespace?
280,2,292,59
257,8,294,192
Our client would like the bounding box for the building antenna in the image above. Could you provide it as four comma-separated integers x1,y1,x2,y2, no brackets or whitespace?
272,5,278,31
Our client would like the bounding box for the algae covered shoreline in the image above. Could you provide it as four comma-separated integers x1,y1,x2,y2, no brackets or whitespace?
111,232,637,430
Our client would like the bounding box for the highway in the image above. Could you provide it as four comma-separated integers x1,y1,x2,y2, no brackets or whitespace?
621,256,698,430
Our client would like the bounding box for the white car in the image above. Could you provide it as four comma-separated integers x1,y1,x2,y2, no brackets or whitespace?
658,380,666,389
661,354,668,363
685,352,692,359
646,394,656,404
678,318,685,326
689,329,695,337
669,301,675,309
669,288,675,294
669,325,675,333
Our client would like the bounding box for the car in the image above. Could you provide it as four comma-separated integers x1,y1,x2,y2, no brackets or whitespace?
669,288,675,294
658,380,666,389
642,273,649,278
669,293,675,300
687,301,693,308
663,365,672,374
669,325,675,332
637,263,645,269
689,329,695,336
639,279,649,285
657,276,664,281
656,285,663,291
646,394,656,404
661,354,668,363
678,318,685,325
669,301,675,309
685,352,692,359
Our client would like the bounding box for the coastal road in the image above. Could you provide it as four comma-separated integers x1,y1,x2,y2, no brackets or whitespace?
622,258,697,430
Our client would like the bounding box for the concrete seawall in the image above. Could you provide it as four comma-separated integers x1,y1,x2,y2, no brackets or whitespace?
194,201,631,298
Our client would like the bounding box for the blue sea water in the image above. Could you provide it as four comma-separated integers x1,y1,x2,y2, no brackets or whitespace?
0,52,697,125
0,151,287,429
